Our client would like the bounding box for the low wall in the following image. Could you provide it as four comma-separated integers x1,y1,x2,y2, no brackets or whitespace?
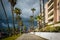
30,32,60,40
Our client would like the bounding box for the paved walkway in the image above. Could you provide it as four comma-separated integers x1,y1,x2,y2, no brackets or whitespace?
16,33,48,40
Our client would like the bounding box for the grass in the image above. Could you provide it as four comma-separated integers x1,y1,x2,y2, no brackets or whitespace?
2,34,22,40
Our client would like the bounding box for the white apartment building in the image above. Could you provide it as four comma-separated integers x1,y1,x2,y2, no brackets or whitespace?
45,0,60,26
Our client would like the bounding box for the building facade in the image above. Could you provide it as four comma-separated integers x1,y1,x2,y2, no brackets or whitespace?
45,0,60,26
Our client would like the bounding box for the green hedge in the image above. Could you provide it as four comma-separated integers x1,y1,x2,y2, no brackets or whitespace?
40,26,60,32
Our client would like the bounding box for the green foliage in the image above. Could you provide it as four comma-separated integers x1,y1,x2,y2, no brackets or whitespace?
55,27,60,32
30,16,34,22
2,34,21,40
16,15,21,21
40,26,60,32
14,8,22,15
24,25,27,30
18,21,23,26
31,8,36,13
35,15,42,21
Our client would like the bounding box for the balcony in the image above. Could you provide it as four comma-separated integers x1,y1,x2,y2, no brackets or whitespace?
48,21,54,25
48,14,54,20
48,8,54,15
48,6,54,12
48,11,53,17
48,2,54,10
48,0,54,7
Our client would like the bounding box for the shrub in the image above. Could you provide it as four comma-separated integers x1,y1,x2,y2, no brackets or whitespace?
40,26,60,32
55,27,60,32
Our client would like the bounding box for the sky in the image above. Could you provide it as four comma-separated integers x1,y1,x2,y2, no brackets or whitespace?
0,0,47,29
15,0,40,18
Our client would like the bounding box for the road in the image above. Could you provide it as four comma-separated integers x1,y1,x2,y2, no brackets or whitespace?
16,33,48,40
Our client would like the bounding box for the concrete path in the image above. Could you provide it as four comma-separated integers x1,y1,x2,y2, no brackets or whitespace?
16,33,48,40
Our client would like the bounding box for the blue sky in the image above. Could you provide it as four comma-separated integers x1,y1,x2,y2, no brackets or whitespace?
0,0,47,28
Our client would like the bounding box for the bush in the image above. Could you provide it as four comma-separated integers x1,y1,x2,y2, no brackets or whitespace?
55,27,60,32
40,26,60,32
2,34,21,40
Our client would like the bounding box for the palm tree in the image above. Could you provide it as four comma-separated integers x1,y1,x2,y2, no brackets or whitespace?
14,8,22,33
29,16,34,31
8,0,17,33
40,0,41,13
31,8,36,14
30,16,34,26
14,8,22,15
0,0,10,33
42,0,45,27
18,20,23,34
14,8,22,21
23,25,27,33
31,8,36,31
35,15,42,29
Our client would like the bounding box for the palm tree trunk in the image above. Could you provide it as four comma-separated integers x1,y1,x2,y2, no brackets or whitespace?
1,0,10,33
39,0,42,29
40,0,41,13
31,14,34,31
11,6,15,34
16,14,20,33
42,0,45,28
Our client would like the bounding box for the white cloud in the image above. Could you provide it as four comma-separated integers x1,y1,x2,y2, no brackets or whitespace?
15,0,40,18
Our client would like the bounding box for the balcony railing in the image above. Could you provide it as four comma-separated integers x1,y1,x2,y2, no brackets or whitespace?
48,21,54,25
48,14,54,20
48,2,54,10
48,0,53,7
48,8,54,15
48,11,53,17
48,5,54,12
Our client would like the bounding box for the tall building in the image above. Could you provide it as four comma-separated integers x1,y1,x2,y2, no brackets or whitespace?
45,0,60,27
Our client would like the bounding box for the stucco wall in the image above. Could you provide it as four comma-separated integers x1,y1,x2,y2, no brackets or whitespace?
30,32,60,40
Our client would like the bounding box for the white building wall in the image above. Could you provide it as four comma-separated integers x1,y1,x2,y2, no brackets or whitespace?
57,0,60,22
45,3,48,23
